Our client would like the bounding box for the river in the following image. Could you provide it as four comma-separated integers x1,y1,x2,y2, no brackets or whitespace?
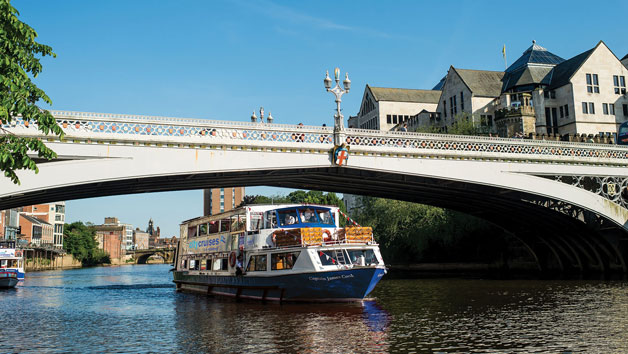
1,264,628,353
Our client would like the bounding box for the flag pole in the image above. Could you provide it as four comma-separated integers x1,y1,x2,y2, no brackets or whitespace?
502,44,507,70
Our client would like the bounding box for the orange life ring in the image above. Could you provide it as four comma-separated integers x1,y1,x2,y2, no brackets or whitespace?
323,230,332,243
229,251,237,268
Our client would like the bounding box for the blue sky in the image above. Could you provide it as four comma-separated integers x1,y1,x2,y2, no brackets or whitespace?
13,0,628,237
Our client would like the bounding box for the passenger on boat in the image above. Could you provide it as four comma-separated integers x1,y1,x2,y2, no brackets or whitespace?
300,209,316,223
236,246,245,276
286,215,296,225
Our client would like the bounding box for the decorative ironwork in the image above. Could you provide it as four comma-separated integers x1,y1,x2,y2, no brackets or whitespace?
543,175,628,208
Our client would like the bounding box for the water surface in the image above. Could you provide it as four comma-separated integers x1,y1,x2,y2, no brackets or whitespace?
1,265,627,353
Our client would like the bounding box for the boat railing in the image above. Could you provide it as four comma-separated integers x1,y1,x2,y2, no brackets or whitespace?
272,227,374,248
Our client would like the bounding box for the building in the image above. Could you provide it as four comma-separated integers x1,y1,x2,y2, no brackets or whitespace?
133,228,149,250
0,208,21,243
93,217,126,259
436,67,504,132
622,54,628,69
20,202,65,248
437,41,628,137
348,85,441,130
203,187,245,216
19,214,53,246
155,236,178,249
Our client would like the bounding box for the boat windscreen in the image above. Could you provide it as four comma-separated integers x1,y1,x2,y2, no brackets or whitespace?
278,209,299,226
315,208,335,226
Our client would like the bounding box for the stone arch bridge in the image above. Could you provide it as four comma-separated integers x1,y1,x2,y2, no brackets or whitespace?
3,110,628,273
130,248,175,264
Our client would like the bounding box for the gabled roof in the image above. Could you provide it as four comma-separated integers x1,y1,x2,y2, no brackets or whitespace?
367,85,441,104
547,46,596,90
502,66,553,92
453,68,504,97
622,53,628,61
505,41,564,73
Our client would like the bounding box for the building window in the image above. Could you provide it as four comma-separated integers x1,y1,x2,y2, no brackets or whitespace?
564,104,569,117
443,101,447,118
603,103,609,115
559,106,564,118
589,102,595,114
624,104,628,117
614,75,626,94
453,95,457,115
582,102,588,114
387,114,391,124
586,73,599,93
610,103,615,115
460,92,464,110
544,90,549,99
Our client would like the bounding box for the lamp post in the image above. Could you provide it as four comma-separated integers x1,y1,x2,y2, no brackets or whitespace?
324,67,351,146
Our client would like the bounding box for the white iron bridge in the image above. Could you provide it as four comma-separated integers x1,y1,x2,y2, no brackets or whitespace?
3,110,628,273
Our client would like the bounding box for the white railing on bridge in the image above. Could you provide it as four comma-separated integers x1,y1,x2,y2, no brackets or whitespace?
3,110,628,166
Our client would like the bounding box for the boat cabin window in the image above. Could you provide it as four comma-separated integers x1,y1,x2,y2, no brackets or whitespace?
250,212,263,231
189,259,199,270
278,209,299,226
188,226,198,238
299,208,317,223
199,224,208,236
315,208,335,226
182,259,187,269
346,249,379,266
231,215,245,231
318,250,348,266
271,251,300,270
220,219,230,232
265,211,278,229
208,221,219,234
247,254,267,272
205,259,212,270
212,258,228,271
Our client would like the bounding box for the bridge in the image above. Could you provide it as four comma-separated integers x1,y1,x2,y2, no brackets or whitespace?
3,110,628,273
130,248,175,264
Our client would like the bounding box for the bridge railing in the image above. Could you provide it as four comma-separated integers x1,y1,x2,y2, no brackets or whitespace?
4,110,628,166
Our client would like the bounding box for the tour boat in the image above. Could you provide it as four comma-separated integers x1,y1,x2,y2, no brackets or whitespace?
0,248,24,281
173,204,386,302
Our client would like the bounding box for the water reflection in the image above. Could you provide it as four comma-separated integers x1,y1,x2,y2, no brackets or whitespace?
173,295,391,353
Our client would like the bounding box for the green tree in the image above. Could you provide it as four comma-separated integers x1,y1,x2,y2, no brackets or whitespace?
63,221,110,266
1,0,63,184
414,112,486,136
354,196,510,263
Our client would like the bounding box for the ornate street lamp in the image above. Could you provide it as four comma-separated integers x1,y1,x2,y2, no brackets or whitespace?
324,67,350,146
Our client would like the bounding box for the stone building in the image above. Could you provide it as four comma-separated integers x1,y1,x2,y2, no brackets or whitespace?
622,54,628,69
93,217,127,260
133,228,149,250
348,85,441,130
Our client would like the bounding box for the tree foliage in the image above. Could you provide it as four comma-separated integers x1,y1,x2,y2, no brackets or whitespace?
0,0,63,184
354,197,510,263
63,221,110,266
414,112,486,136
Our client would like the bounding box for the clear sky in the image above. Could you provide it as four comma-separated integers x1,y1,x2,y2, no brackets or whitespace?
12,0,628,237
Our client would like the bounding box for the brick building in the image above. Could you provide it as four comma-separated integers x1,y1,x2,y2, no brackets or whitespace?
203,187,245,216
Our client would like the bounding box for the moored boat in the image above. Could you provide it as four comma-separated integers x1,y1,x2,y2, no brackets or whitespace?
173,204,386,302
0,248,24,281
0,270,18,289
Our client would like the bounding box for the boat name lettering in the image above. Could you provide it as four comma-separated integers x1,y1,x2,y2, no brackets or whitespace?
188,235,226,250
309,274,355,282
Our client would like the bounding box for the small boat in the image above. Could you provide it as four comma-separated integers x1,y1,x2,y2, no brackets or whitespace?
0,270,18,289
173,204,386,302
0,248,25,281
